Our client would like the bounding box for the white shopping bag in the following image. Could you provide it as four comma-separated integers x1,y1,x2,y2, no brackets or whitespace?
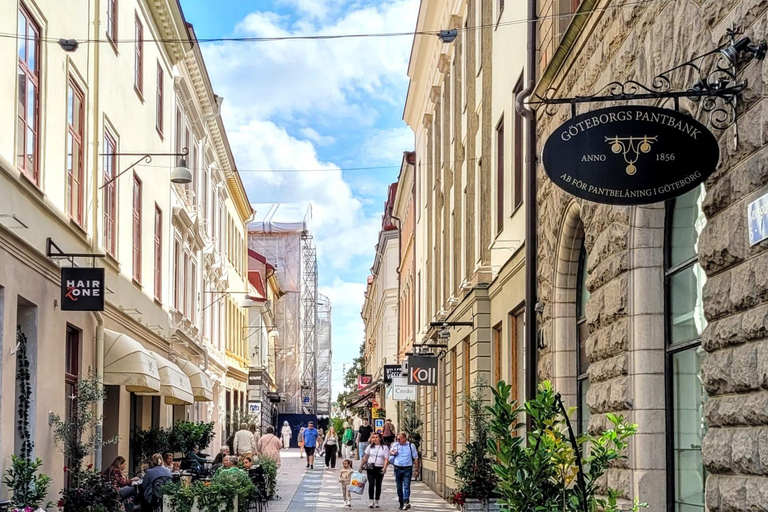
348,471,367,495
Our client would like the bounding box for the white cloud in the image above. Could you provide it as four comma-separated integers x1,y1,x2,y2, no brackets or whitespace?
201,0,418,124
300,127,335,146
359,125,414,164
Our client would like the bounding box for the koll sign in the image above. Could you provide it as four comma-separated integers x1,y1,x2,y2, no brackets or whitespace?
61,267,105,311
407,355,438,386
542,106,720,205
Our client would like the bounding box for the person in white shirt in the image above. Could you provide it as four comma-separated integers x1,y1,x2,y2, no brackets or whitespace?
281,421,292,450
358,433,390,509
234,423,255,456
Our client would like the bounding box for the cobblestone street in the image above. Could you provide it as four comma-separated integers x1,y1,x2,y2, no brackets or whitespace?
270,450,455,512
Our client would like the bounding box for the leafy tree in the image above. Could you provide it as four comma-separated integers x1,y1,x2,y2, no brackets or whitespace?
336,342,366,412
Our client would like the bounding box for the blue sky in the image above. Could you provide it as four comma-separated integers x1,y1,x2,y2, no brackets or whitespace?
179,0,419,400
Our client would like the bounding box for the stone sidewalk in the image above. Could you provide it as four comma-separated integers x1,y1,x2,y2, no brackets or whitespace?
270,449,455,512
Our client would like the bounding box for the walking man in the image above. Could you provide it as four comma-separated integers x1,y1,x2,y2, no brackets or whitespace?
303,421,319,470
390,432,419,510
356,418,373,461
234,423,255,457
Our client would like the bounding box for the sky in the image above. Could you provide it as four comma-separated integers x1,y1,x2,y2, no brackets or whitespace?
179,0,419,401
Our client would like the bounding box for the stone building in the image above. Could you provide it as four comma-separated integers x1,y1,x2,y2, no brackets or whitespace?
532,0,768,511
403,0,528,495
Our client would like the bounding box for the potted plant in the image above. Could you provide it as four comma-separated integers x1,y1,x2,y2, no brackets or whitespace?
4,328,53,512
486,380,647,512
448,379,498,512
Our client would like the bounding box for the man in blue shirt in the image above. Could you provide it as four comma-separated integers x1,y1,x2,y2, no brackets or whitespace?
389,432,420,510
303,421,319,469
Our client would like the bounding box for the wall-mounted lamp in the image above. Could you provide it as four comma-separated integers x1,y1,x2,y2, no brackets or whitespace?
99,148,190,189
437,29,458,43
58,39,79,52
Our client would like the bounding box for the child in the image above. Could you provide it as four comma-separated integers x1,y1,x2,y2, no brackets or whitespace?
339,459,354,507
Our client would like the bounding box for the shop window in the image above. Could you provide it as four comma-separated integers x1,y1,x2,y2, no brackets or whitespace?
17,7,40,183
666,186,707,512
576,243,590,435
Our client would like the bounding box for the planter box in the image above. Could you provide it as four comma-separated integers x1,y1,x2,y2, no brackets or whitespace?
163,495,238,512
458,498,501,512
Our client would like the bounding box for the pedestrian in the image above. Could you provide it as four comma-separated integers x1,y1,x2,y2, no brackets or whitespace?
317,428,325,457
256,426,283,467
389,432,420,510
342,422,355,460
339,459,354,508
281,421,292,450
249,424,259,454
381,419,396,447
298,426,306,458
358,432,390,509
357,418,373,460
323,426,339,469
303,421,319,470
234,422,255,457
352,415,363,459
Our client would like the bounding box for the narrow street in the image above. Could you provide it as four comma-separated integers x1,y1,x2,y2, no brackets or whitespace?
271,450,454,512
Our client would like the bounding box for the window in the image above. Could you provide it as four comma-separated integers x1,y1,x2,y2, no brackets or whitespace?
493,323,502,385
576,243,590,435
464,339,471,443
173,236,181,309
64,325,80,487
513,78,524,209
496,117,504,235
190,261,197,323
175,108,183,154
183,252,189,316
132,174,142,282
154,206,162,301
103,131,117,255
17,8,40,183
134,16,143,95
66,80,85,225
665,186,707,512
450,349,457,451
106,0,117,42
511,309,524,405
156,64,163,135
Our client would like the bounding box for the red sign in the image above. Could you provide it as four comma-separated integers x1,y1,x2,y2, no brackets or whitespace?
357,374,372,390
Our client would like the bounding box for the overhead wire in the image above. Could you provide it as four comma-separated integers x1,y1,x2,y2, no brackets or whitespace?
0,0,653,46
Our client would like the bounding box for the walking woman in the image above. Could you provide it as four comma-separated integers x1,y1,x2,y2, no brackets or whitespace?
298,426,306,459
323,426,339,469
341,422,355,460
358,433,390,509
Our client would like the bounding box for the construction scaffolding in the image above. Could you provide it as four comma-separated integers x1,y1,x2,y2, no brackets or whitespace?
248,203,331,416
316,295,332,415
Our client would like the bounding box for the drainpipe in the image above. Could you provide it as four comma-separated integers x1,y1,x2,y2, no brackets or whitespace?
90,0,104,471
516,0,538,432
391,213,403,362
92,311,104,471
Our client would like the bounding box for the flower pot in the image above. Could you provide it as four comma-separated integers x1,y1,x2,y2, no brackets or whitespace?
164,495,238,512
486,498,501,512
462,498,487,512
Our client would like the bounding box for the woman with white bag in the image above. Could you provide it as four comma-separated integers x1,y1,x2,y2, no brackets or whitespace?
358,433,390,509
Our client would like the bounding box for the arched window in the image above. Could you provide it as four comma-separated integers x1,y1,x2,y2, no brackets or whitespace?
576,243,590,434
665,186,707,512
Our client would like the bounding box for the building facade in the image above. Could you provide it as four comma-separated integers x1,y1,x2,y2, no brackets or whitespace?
402,0,528,496
394,152,416,363
362,183,401,424
0,0,251,496
531,1,768,511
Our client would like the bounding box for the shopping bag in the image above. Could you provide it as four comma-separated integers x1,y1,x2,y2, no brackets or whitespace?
348,471,367,495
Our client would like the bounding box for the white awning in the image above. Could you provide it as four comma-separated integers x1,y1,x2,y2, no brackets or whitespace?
103,329,161,393
138,352,194,405
177,359,214,402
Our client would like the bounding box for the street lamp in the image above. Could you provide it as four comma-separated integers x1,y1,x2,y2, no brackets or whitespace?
99,148,191,189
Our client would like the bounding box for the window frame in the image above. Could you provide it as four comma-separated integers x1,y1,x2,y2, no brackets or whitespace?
576,243,590,435
153,205,162,301
173,235,181,310
134,15,143,97
103,130,118,256
155,63,163,136
17,7,41,184
132,173,142,283
495,116,504,235
513,77,524,210
664,191,707,512
106,0,118,44
66,79,86,225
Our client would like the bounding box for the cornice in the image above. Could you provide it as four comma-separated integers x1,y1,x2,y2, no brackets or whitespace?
146,0,193,64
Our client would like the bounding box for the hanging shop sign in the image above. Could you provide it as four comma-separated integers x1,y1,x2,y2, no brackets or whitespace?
248,370,261,386
248,402,261,415
407,355,438,386
61,267,105,311
542,106,719,205
392,376,417,401
383,365,403,383
357,374,373,390
748,191,768,246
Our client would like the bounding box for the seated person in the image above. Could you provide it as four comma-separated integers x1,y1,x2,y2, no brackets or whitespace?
211,446,229,471
142,454,172,507
162,452,179,471
103,456,138,509
216,456,243,475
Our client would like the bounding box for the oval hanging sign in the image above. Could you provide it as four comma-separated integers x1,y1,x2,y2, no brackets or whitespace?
542,105,720,205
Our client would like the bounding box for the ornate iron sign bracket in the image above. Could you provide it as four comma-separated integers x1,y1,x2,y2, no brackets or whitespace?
530,30,766,134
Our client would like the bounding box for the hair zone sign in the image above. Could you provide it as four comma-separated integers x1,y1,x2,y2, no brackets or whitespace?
61,267,105,311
